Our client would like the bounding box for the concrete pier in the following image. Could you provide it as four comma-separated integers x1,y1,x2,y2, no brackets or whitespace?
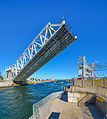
30,85,107,119
47,92,104,119
48,93,83,119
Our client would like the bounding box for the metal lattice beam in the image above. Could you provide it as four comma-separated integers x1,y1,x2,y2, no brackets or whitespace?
5,20,77,81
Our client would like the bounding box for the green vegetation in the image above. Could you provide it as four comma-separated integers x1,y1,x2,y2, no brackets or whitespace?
0,72,3,80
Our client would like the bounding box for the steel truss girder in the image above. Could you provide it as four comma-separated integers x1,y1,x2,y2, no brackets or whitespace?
5,20,77,81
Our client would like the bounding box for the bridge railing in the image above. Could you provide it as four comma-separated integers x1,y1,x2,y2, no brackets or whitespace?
29,91,63,119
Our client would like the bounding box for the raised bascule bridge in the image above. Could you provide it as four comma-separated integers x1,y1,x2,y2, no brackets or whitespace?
4,20,77,84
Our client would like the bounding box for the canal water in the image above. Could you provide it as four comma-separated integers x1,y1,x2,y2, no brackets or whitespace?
0,80,71,119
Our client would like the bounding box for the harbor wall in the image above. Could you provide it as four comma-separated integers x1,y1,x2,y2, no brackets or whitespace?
0,80,14,87
96,86,107,98
30,91,63,119
72,86,96,94
72,85,107,116
74,80,92,87
74,79,107,87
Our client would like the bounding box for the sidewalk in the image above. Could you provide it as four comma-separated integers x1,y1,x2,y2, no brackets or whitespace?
48,93,83,119
47,92,104,119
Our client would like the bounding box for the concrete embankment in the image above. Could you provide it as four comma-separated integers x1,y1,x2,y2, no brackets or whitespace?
0,80,19,88
73,79,107,117
72,86,107,118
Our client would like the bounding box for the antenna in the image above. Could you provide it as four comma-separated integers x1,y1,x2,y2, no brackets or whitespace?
58,14,65,23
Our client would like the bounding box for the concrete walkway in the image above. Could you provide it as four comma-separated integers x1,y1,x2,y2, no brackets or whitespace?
47,93,104,119
80,104,104,119
48,93,83,119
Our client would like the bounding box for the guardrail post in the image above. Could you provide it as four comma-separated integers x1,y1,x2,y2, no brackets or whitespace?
91,78,94,87
82,78,84,87
103,77,106,87
93,78,94,87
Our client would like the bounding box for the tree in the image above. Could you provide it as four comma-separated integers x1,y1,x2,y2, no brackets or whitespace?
0,72,3,80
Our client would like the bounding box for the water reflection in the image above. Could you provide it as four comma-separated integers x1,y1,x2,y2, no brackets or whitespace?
0,80,70,119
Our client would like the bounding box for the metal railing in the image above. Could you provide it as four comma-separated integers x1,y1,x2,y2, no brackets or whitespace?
29,91,63,119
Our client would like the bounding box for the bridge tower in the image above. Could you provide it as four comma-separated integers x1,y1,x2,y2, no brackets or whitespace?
78,56,95,79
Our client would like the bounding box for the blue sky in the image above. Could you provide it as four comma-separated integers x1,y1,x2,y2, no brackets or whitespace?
0,0,107,79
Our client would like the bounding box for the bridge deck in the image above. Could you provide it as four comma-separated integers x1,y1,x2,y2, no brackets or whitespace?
14,25,76,81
